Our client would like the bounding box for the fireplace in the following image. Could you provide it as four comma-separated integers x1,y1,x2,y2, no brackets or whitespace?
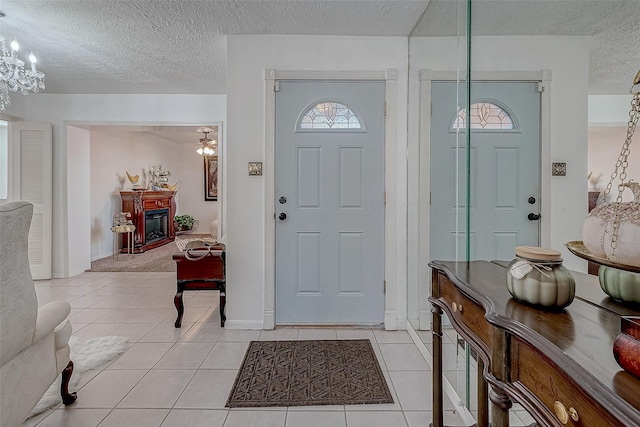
120,190,176,253
145,208,169,244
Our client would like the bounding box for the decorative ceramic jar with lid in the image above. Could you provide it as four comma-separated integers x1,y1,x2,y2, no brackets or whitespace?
506,246,576,308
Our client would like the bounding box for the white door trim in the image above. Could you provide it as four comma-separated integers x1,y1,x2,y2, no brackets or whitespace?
264,69,399,330
416,69,552,330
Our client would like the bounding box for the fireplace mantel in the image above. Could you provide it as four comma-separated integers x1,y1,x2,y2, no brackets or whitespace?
120,190,176,253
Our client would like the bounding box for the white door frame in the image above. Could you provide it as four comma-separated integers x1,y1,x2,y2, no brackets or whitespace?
264,69,399,330
416,69,552,330
62,120,224,278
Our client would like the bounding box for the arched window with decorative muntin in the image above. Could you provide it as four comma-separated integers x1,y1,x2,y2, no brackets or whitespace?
297,100,364,131
451,100,517,131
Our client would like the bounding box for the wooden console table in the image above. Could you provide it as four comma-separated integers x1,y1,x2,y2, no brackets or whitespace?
120,190,176,252
429,260,640,427
173,243,226,328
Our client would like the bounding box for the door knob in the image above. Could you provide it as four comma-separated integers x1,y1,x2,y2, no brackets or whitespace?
528,213,541,221
278,213,287,221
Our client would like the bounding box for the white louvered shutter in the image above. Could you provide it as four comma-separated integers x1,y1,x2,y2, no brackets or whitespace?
11,122,53,279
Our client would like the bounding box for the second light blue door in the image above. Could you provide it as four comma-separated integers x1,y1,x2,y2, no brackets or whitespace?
430,81,541,261
275,81,385,324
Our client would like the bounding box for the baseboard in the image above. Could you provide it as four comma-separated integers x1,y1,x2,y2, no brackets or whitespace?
384,310,397,330
263,310,275,330
224,319,264,330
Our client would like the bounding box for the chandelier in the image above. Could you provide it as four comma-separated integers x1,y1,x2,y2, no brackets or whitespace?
196,131,217,156
0,30,45,111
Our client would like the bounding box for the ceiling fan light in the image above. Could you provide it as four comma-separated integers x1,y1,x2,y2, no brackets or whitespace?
197,131,217,156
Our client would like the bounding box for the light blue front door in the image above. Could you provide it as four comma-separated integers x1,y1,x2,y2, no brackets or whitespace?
275,81,385,324
430,81,541,261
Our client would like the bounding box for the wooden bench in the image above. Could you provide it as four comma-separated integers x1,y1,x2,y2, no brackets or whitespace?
172,243,226,327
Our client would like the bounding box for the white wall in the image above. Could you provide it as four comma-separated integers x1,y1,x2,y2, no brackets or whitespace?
408,35,590,278
66,126,91,275
22,94,226,277
587,94,639,199
588,95,631,125
226,35,409,329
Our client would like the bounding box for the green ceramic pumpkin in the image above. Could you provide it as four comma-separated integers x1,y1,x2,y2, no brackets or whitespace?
598,266,640,303
506,261,576,308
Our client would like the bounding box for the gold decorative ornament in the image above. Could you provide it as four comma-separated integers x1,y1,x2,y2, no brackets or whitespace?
126,171,139,187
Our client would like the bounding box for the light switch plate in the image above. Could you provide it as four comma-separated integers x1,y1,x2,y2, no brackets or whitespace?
248,162,262,176
552,162,566,176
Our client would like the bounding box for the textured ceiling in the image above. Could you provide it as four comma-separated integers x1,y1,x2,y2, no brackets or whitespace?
413,0,640,95
0,0,425,95
0,0,637,97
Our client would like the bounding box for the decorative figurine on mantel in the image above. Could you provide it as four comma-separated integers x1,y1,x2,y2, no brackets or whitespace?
125,171,141,189
147,165,172,191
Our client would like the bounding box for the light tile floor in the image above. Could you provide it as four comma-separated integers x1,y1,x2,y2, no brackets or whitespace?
24,271,535,427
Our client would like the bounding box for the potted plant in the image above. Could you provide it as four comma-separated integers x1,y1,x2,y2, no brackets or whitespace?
173,214,199,232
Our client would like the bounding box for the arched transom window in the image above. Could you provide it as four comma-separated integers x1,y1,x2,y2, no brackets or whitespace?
452,102,515,130
298,101,363,130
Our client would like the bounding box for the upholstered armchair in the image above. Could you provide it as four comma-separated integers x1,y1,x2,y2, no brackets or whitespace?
0,201,77,427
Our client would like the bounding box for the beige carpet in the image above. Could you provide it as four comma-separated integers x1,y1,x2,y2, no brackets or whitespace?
87,234,213,272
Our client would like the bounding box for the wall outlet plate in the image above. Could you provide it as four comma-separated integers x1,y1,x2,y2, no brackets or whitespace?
552,162,566,176
248,162,262,176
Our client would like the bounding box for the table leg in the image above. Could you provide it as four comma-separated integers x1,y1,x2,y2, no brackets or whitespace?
113,232,117,259
489,385,512,427
174,290,184,328
220,284,226,327
478,358,489,427
432,304,444,427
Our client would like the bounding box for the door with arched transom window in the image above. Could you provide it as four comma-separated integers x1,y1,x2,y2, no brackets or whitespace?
430,81,541,261
274,81,385,324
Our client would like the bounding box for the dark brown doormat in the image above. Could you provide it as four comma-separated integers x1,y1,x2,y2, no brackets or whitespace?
226,339,394,408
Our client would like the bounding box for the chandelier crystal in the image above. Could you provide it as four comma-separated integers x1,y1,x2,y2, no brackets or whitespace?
0,34,45,111
196,131,217,156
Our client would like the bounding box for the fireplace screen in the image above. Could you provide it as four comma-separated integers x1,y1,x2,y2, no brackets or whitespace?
145,209,169,244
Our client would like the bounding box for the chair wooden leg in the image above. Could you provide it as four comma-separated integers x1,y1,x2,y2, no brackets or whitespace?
174,290,184,328
60,360,77,405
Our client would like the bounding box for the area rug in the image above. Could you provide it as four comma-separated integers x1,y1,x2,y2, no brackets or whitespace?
28,335,129,418
226,340,393,408
87,234,213,272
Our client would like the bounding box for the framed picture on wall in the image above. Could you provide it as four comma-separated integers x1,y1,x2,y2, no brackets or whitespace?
204,155,218,201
